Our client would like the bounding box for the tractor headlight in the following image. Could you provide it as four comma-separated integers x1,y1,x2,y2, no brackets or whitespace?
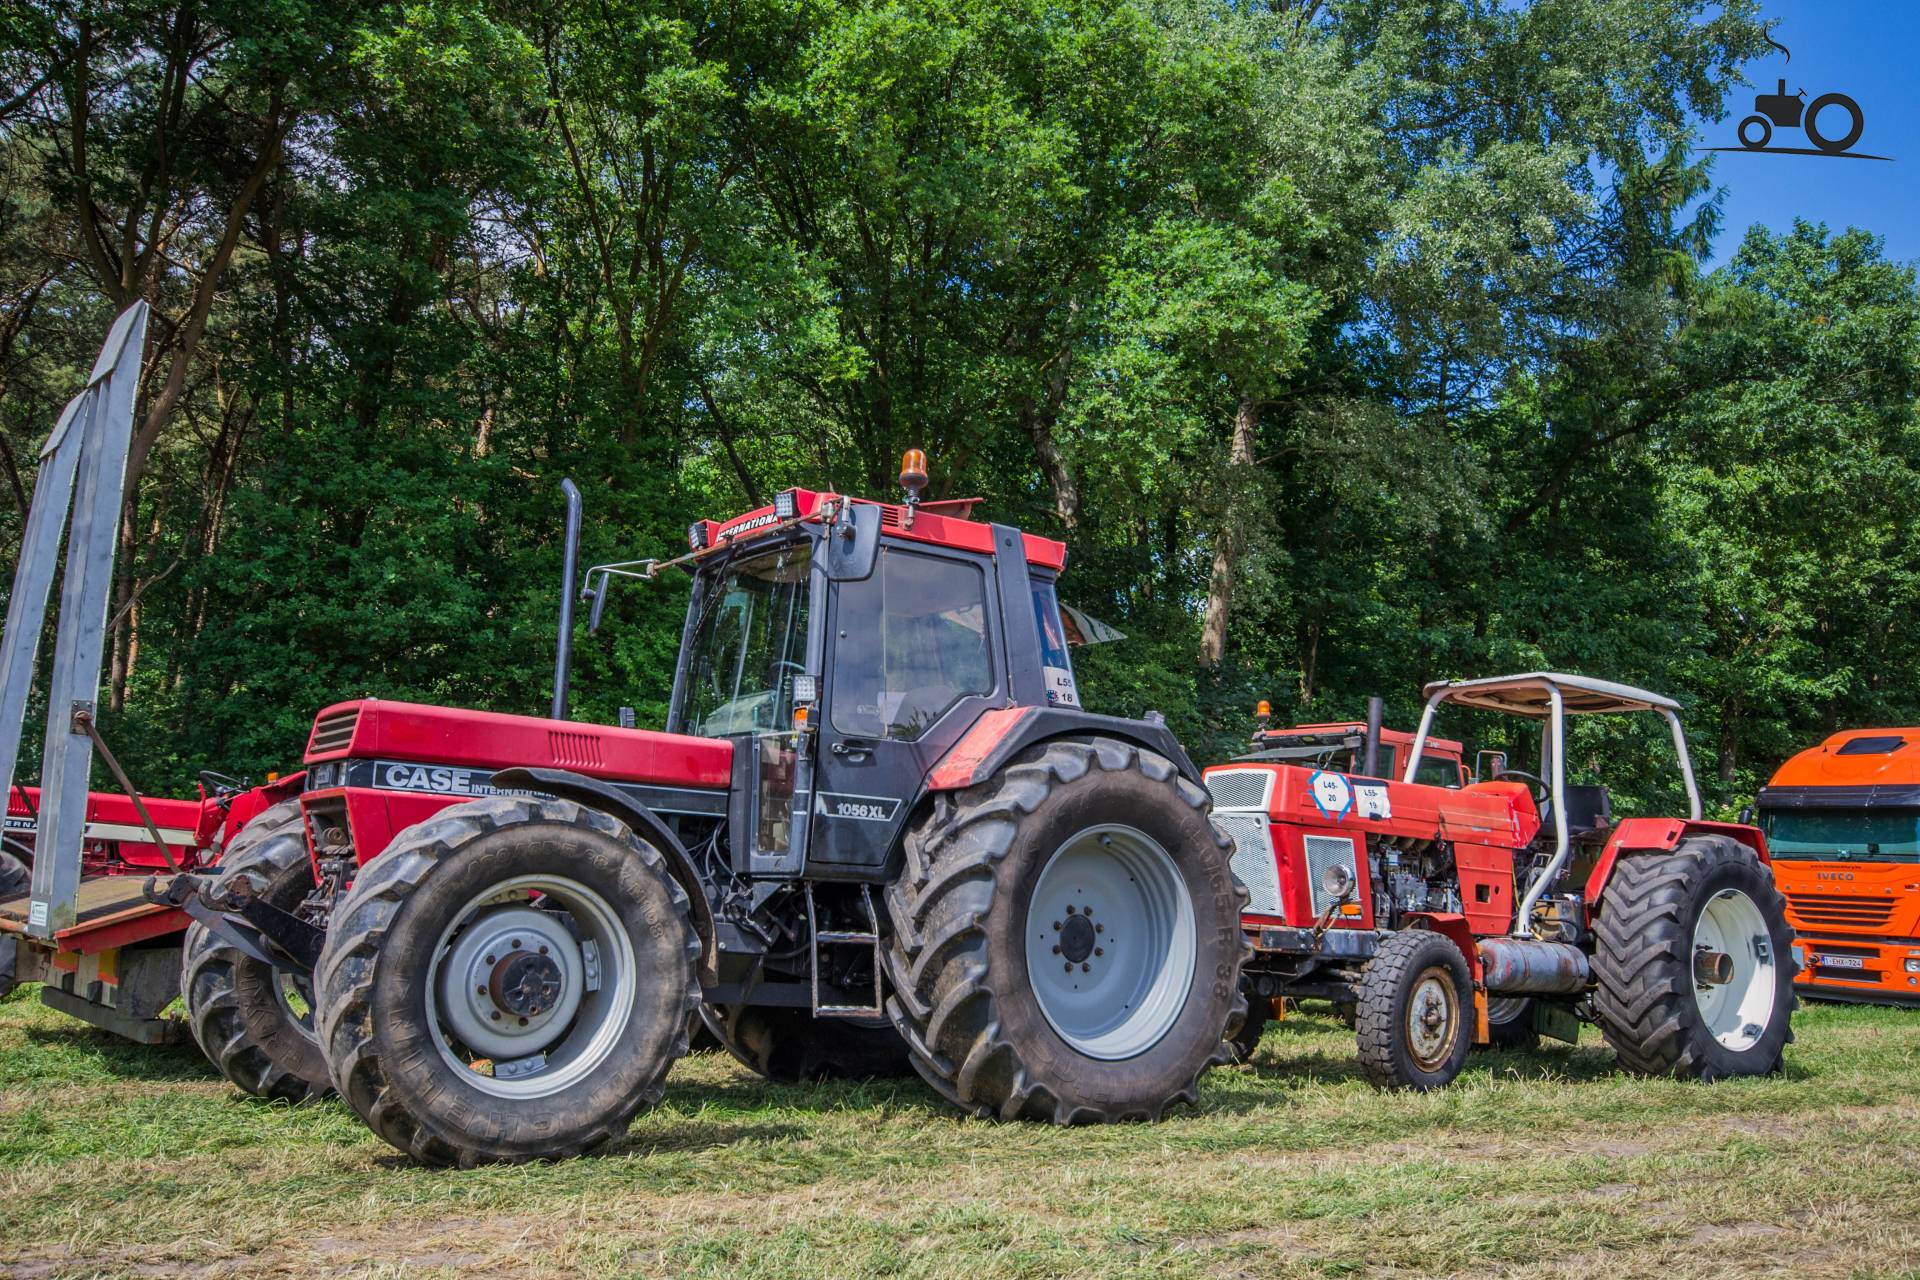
1904,957,1920,973
688,521,708,550
774,489,798,519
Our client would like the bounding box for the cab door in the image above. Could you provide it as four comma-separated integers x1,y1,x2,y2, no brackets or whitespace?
805,544,1001,876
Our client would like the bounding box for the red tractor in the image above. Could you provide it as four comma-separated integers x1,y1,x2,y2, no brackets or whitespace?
1207,673,1795,1086
175,467,1250,1165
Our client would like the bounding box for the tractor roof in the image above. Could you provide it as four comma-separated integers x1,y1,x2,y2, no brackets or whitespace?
1420,672,1681,718
696,487,1068,572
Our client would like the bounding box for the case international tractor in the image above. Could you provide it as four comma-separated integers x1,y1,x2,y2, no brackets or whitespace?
1206,674,1796,1087
168,458,1251,1165
1757,728,1920,1004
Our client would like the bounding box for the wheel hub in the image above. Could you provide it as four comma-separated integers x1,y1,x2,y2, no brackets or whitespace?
434,903,586,1061
491,951,564,1017
1057,911,1097,964
1405,971,1457,1071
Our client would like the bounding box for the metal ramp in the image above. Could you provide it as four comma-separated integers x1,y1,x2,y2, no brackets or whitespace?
0,302,150,941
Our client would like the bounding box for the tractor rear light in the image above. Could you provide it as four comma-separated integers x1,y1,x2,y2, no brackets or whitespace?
688,521,708,550
774,489,798,519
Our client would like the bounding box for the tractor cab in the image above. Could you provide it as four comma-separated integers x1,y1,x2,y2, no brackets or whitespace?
586,468,1092,884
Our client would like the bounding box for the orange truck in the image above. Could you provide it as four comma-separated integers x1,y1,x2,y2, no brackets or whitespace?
1758,728,1920,1003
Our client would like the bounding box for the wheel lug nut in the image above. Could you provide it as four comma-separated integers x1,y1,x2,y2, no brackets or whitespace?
1052,945,1061,955
477,985,487,995
518,1017,528,1026
539,945,549,955
1095,923,1104,933
1053,921,1062,931
1094,947,1103,957
490,1011,502,1021
484,954,496,965
1081,963,1090,973
510,939,521,950
1064,962,1073,972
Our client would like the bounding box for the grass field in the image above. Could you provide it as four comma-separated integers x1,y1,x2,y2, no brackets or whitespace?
3,987,1918,1279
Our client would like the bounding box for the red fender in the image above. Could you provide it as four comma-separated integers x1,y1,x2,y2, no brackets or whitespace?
1584,817,1769,906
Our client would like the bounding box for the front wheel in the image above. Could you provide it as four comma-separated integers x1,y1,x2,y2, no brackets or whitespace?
1592,835,1795,1081
883,736,1248,1123
313,795,701,1166
1354,929,1472,1090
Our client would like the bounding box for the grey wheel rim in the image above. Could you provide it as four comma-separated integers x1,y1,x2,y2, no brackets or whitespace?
1691,886,1776,1052
1406,967,1460,1072
426,873,636,1099
1484,994,1527,1028
1025,824,1195,1061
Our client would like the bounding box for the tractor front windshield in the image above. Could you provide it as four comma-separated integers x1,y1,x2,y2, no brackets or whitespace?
682,542,811,738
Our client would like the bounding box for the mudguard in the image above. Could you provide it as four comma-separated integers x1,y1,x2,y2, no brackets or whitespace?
491,766,719,984
1583,817,1770,906
926,706,1203,791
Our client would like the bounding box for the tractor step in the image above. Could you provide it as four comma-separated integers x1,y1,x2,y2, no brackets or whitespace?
805,884,884,1018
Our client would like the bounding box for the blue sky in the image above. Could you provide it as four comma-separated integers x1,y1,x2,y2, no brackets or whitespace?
1697,1,1918,267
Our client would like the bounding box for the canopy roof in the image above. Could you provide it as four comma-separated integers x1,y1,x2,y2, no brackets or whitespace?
1419,672,1681,718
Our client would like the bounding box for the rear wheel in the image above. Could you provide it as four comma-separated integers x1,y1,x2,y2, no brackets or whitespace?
314,795,700,1166
181,801,330,1101
883,736,1248,1123
701,1004,913,1082
1592,835,1795,1080
1355,929,1472,1090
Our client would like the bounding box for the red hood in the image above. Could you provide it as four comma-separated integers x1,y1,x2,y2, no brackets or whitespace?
304,699,732,789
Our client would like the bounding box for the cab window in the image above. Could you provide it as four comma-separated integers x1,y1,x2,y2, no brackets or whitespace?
831,549,994,739
1413,754,1462,788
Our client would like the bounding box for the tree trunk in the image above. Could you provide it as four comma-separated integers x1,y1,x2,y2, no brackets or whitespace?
1718,698,1741,787
1198,394,1258,668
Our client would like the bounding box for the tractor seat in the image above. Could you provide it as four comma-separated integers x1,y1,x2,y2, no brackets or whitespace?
1562,784,1612,836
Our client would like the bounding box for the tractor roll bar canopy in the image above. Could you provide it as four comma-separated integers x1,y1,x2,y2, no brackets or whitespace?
1418,671,1681,718
1402,671,1701,940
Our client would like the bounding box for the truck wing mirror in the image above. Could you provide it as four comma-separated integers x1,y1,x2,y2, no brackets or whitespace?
824,501,881,581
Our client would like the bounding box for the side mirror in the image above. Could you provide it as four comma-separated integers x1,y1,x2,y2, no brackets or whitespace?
584,577,611,634
823,501,881,581
1739,805,1755,826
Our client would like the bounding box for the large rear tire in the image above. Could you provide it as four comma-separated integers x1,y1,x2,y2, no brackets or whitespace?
313,795,701,1166
181,801,331,1101
700,1004,914,1082
1592,835,1795,1080
883,736,1248,1123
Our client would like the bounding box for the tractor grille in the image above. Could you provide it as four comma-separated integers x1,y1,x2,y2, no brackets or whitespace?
1305,834,1362,917
1214,812,1282,916
1785,893,1895,931
307,707,360,757
1206,769,1274,812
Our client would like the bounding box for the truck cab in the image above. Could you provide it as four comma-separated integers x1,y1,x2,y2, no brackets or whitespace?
1758,728,1920,1002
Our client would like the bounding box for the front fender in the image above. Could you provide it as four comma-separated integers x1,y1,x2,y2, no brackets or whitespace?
926,706,1203,791
1584,818,1771,906
491,766,718,985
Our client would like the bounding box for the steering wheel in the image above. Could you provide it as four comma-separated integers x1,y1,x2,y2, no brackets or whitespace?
1491,768,1551,808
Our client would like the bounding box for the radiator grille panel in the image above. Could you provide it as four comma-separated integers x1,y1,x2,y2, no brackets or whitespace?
1785,893,1895,930
1305,834,1361,916
1206,769,1274,811
307,707,360,756
1214,812,1282,916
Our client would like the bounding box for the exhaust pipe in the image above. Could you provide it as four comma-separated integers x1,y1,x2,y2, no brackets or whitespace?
551,478,583,721
1478,937,1589,995
1361,695,1384,778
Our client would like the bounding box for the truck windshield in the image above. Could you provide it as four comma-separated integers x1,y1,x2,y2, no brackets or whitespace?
1762,809,1920,862
682,542,811,737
